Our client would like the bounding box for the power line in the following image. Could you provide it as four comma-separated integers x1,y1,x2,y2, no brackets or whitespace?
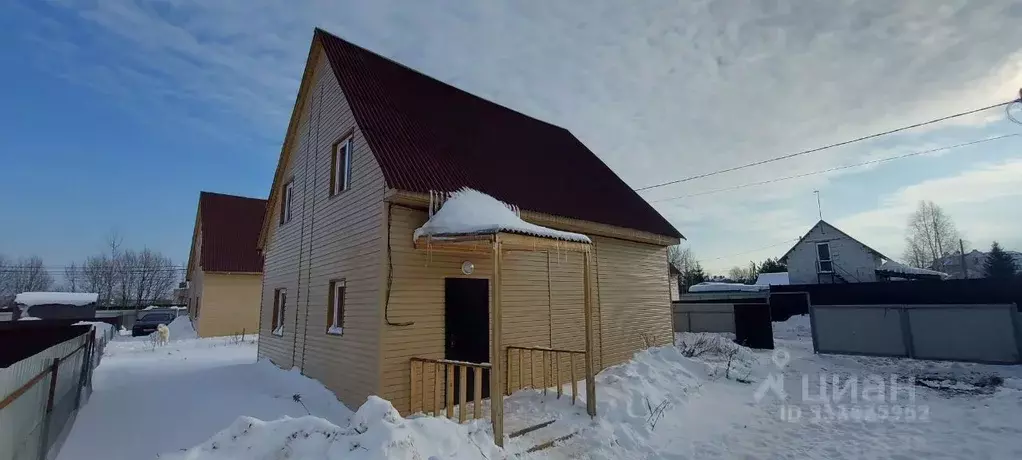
634,98,1021,192
651,134,1020,202
711,239,797,260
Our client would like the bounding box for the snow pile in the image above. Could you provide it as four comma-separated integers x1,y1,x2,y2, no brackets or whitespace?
413,188,591,243
877,260,949,279
161,396,500,460
503,342,737,458
754,272,789,285
17,316,42,321
167,315,198,340
688,282,768,292
14,292,99,306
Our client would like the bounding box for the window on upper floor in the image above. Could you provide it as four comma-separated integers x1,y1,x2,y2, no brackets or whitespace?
330,136,353,196
326,279,345,335
816,242,833,273
272,288,287,336
279,180,294,225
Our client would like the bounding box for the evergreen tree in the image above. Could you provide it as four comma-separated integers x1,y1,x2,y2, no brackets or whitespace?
983,241,1018,279
681,262,707,292
758,258,787,274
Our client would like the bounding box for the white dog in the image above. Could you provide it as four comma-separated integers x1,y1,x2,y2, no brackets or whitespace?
156,324,171,346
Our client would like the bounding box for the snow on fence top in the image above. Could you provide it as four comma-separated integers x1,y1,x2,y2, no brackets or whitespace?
413,188,591,243
878,260,950,279
688,282,769,293
14,292,99,306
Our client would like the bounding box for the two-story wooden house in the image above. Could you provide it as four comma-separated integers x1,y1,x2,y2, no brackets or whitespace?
255,28,683,443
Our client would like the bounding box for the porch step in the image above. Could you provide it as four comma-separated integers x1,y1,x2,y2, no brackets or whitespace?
506,419,578,457
524,431,578,454
509,419,556,439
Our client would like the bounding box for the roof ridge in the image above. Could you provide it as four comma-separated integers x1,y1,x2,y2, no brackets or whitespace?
200,190,267,202
313,28,567,132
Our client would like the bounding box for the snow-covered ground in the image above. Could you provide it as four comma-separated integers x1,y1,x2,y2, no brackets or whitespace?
55,320,351,460
55,315,1022,459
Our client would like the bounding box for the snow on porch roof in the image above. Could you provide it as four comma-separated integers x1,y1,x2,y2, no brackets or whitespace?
413,188,592,244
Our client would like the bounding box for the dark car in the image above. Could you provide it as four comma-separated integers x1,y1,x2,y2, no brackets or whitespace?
132,311,177,337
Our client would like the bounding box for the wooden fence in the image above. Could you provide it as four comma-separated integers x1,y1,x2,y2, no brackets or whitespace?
409,358,491,423
0,324,103,460
505,346,586,405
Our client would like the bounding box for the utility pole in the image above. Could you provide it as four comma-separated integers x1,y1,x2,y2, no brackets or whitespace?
959,239,968,279
814,190,823,221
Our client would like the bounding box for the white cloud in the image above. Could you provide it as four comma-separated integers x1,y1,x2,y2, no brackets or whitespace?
837,158,1022,259
20,0,1022,271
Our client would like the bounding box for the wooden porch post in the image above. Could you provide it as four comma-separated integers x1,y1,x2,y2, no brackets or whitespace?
583,248,597,417
490,236,505,446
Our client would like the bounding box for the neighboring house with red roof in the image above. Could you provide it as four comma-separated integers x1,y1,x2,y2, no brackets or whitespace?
255,28,682,424
185,191,266,338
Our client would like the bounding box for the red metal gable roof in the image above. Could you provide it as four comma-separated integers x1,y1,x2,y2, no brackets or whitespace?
199,192,266,273
315,29,682,239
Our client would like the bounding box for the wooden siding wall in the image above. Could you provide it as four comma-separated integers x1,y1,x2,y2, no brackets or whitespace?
380,205,495,414
381,206,670,415
594,236,673,366
257,46,386,409
196,273,262,338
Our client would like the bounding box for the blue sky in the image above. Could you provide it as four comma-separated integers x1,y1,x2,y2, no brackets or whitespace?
1,1,1021,275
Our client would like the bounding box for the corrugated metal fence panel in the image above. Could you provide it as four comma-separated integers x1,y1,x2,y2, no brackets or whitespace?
907,305,1020,364
811,306,907,357
810,304,1022,364
672,303,735,333
0,333,88,460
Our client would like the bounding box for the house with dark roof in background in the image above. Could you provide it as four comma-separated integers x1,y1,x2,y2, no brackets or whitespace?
185,191,266,338
780,220,890,284
254,28,682,435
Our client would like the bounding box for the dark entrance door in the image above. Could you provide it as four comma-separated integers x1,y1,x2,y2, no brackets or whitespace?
734,303,774,349
445,278,490,402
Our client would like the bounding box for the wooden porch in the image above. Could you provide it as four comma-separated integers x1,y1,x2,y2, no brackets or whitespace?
408,232,597,447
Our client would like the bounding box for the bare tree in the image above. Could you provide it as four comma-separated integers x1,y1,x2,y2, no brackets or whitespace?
63,262,81,292
117,248,177,307
80,233,123,305
4,256,54,293
0,254,12,299
667,245,696,272
727,263,757,284
902,238,930,269
905,201,962,268
0,255,14,307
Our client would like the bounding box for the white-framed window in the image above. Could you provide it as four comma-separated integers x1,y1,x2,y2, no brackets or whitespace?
279,180,294,225
272,288,287,336
331,137,353,196
327,279,345,335
816,242,833,273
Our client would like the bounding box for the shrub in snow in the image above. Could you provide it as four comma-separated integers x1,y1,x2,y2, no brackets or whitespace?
674,333,756,381
160,396,501,460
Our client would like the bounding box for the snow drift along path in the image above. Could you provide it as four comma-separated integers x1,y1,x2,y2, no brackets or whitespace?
162,397,500,460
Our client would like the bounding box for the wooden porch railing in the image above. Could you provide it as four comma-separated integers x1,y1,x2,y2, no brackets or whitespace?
506,346,586,405
409,357,491,423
